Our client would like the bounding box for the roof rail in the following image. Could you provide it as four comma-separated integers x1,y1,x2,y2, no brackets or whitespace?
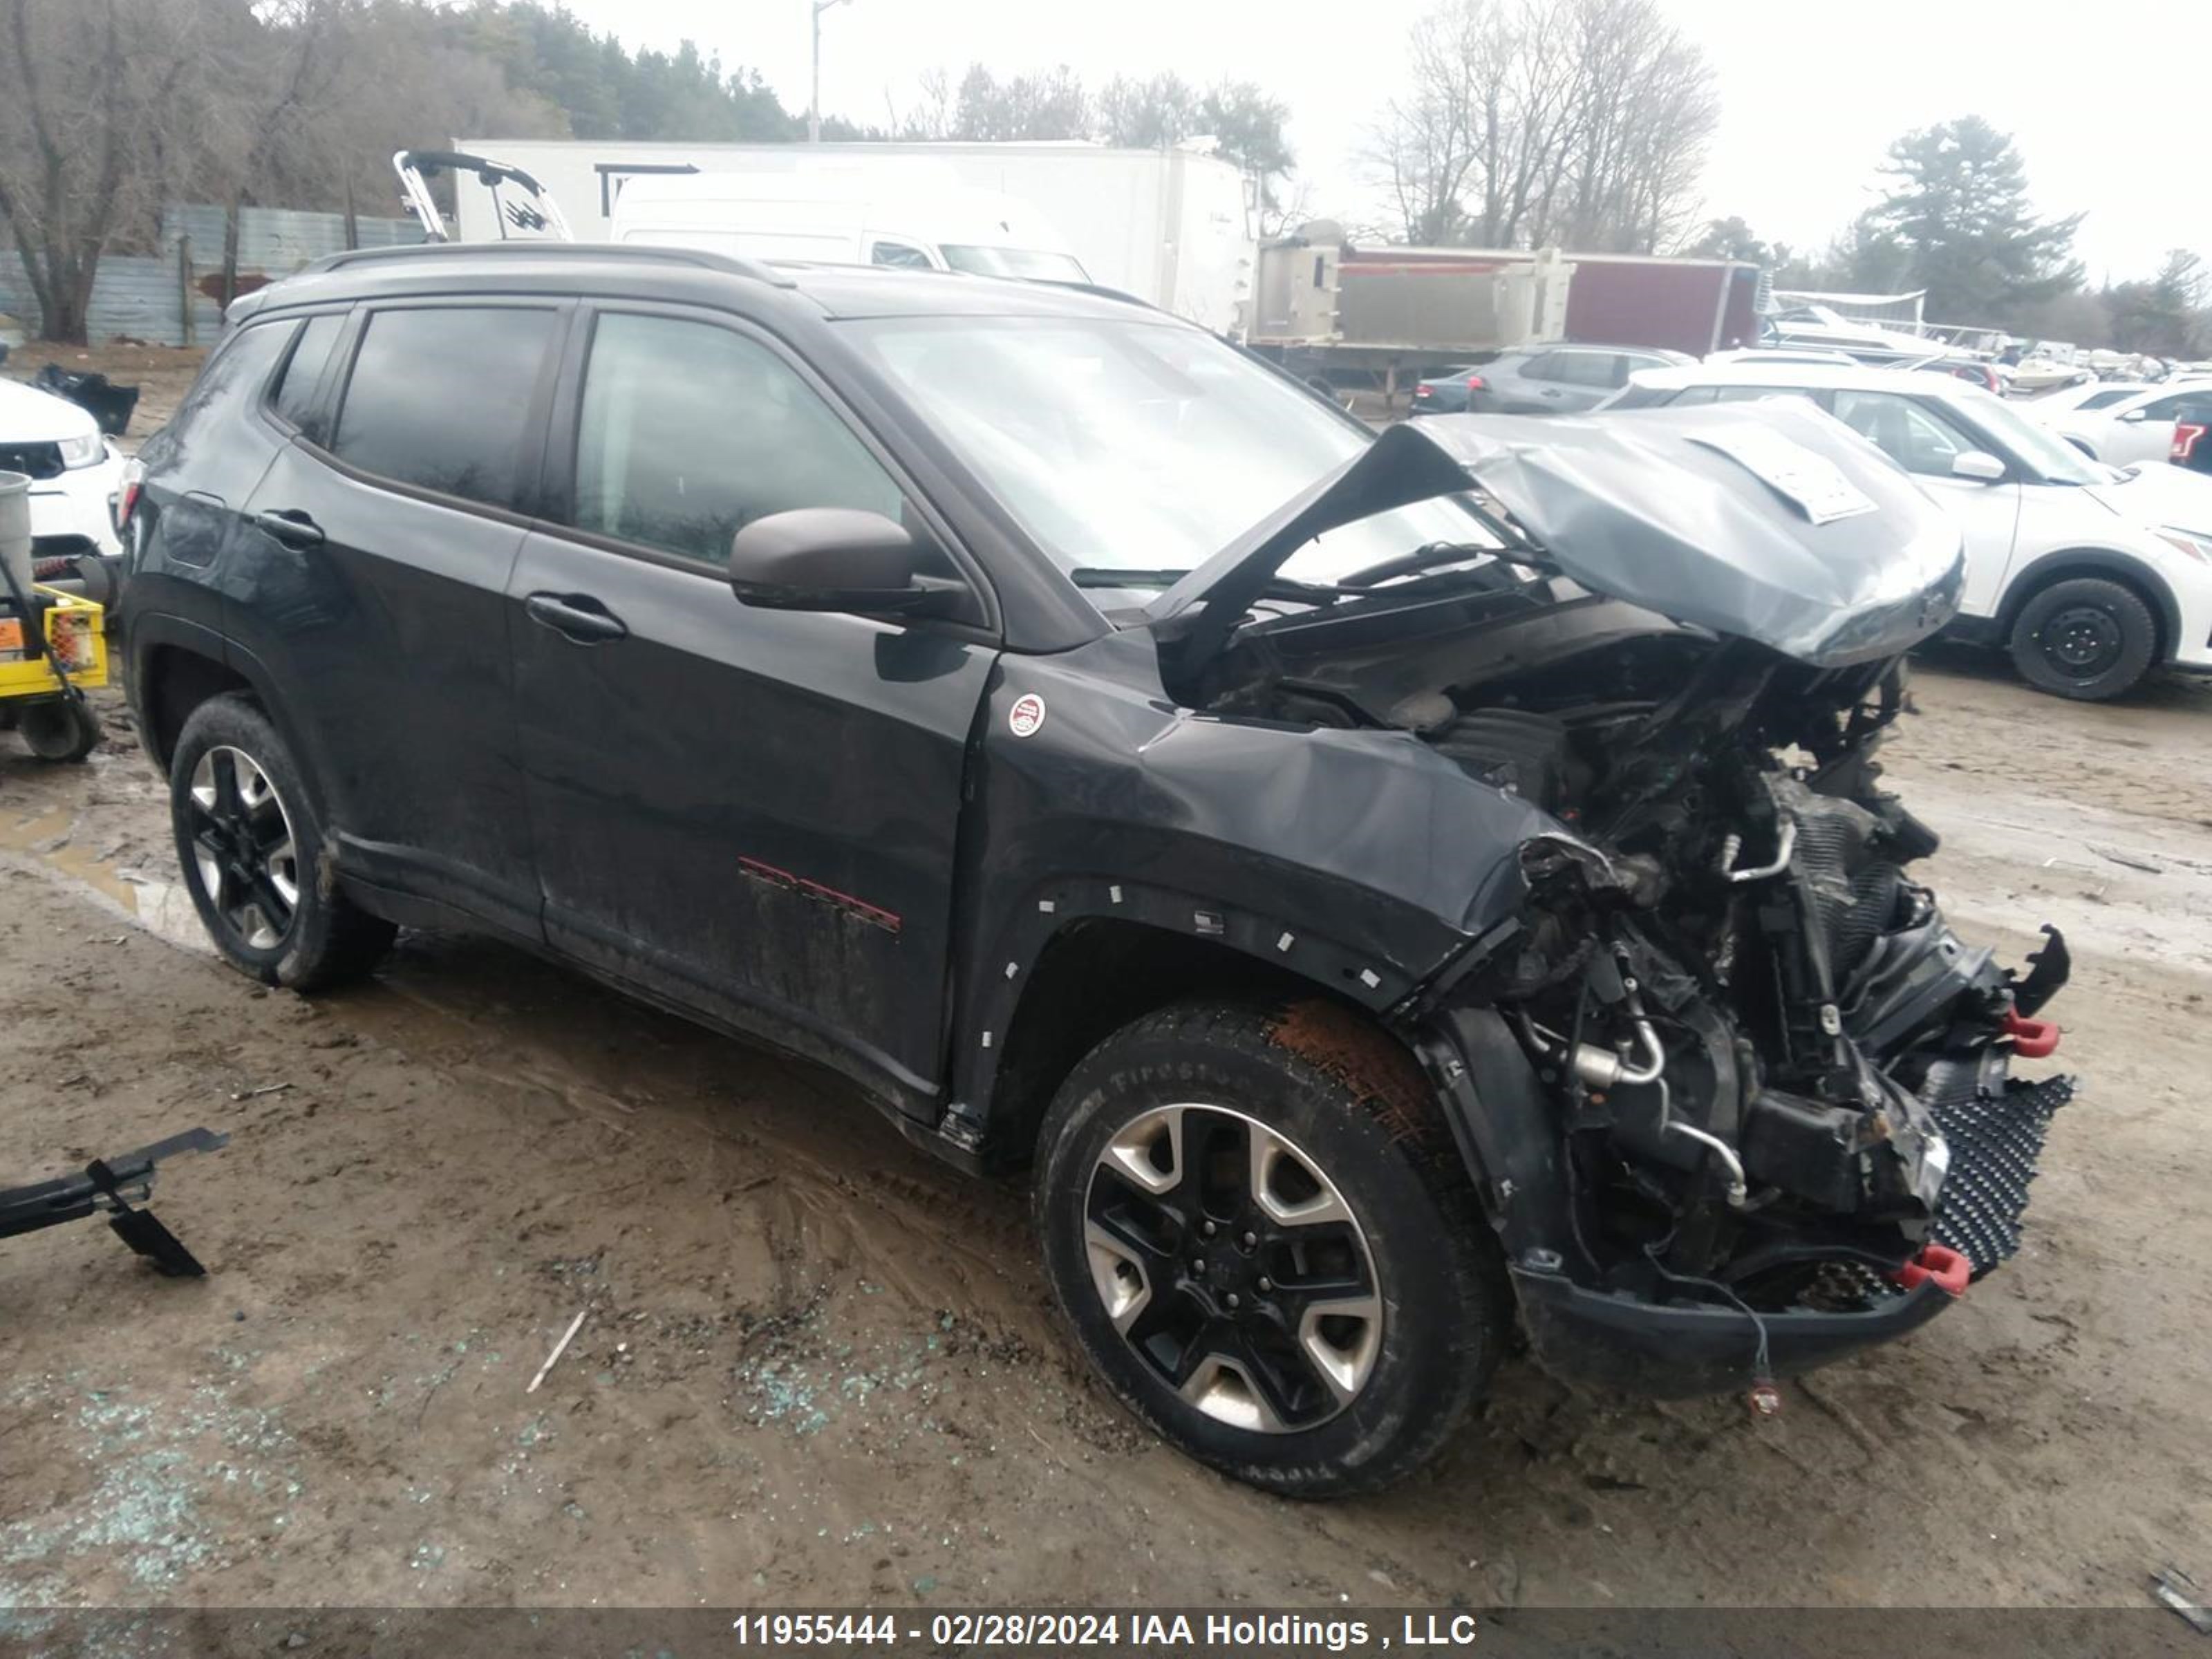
312,239,796,290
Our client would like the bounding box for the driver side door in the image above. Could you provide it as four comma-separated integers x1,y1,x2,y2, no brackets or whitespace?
508,305,1000,1113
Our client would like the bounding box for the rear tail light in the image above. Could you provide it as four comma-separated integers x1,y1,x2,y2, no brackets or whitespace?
1465,375,1487,391
2173,423,2206,463
113,457,144,534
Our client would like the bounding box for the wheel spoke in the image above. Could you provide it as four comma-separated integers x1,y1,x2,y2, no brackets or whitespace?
1250,1123,1351,1228
182,746,302,953
1080,1101,1382,1435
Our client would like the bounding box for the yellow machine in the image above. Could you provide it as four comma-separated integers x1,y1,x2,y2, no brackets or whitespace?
0,584,106,762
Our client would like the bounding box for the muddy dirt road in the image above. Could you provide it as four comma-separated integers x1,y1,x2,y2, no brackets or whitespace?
1,659,2208,1619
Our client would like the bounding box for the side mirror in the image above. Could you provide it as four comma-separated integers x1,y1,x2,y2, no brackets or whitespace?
1950,450,2007,482
2120,408,2148,424
728,509,962,617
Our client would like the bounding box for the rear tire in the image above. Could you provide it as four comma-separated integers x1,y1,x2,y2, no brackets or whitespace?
169,693,395,990
1033,998,1507,1497
2007,576,2157,700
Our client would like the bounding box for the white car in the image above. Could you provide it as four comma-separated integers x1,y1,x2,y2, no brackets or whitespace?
1610,362,2212,699
2021,379,2159,420
0,374,126,589
2042,383,2212,467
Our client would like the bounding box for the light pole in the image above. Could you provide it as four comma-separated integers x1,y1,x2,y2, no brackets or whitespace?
809,0,850,144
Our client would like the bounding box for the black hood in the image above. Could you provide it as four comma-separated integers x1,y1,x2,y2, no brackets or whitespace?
1145,400,1965,674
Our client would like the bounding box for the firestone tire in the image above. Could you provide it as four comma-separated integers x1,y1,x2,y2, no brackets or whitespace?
1033,999,1508,1498
2007,577,2157,702
169,692,395,991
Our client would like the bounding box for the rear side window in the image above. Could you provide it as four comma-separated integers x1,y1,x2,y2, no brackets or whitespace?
1551,351,1622,388
269,314,344,441
330,307,557,511
568,312,903,565
1517,351,1562,380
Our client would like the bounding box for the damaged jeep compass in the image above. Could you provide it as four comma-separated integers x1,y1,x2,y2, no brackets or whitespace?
123,243,2074,1496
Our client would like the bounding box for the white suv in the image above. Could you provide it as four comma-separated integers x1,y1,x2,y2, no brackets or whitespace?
1610,362,2212,700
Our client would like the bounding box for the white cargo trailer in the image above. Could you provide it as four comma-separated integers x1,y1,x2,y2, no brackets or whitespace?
452,138,1257,336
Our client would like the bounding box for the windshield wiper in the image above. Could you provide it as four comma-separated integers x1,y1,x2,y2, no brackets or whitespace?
1338,541,1542,589
1071,567,1360,603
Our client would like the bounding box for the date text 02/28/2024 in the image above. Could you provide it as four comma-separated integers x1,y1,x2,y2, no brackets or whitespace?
727,1611,1485,1649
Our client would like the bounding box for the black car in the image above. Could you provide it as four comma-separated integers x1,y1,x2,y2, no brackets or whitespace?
1412,342,1692,415
120,244,2073,1496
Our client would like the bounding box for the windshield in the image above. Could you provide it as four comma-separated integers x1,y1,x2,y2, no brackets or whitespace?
843,315,1487,582
938,245,1091,283
1953,385,2108,483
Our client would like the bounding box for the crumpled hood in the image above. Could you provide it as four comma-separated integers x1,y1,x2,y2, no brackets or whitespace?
1147,400,1965,671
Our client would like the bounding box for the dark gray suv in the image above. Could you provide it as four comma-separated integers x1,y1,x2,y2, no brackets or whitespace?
119,243,2072,1496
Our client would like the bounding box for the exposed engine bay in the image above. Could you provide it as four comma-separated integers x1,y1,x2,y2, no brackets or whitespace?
1206,577,2072,1341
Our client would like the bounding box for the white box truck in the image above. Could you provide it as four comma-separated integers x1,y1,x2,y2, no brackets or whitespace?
453,138,1257,336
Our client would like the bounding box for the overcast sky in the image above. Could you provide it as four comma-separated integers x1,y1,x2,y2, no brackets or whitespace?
554,0,2206,282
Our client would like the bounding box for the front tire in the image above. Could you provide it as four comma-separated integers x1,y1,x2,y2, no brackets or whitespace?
2007,576,2157,700
1034,1000,1506,1497
169,693,395,990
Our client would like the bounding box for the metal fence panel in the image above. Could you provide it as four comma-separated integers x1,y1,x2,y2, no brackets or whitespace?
0,203,422,345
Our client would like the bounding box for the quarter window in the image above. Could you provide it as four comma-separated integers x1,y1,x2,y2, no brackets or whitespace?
870,241,934,270
569,312,903,565
330,307,557,511
270,314,345,440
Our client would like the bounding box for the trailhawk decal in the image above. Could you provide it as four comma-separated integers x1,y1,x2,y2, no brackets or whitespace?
735,856,902,937
1008,693,1047,738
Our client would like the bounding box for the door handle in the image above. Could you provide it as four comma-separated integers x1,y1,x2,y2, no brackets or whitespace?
252,508,324,548
524,591,628,645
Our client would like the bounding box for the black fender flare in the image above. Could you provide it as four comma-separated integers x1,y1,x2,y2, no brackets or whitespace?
939,875,1454,1151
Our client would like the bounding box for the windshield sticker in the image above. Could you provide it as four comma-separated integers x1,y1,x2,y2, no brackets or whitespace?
1689,429,1880,525
1009,693,1047,738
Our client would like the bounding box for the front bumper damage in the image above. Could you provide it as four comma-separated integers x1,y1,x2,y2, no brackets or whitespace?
1501,1067,2074,1398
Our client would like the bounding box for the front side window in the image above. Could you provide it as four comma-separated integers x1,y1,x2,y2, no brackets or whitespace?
330,307,557,510
570,312,903,565
1831,389,1974,476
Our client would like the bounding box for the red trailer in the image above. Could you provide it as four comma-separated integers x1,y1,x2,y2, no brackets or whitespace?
1561,253,1762,357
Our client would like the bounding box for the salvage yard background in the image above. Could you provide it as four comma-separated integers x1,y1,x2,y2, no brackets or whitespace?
0,475,2206,1609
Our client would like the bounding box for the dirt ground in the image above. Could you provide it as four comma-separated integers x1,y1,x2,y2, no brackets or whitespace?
0,651,2208,1628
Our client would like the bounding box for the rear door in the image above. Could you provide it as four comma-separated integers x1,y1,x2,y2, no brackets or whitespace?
508,303,998,1110
227,299,565,937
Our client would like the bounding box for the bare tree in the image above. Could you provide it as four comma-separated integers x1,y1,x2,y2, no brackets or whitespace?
1369,0,1716,252
0,0,234,340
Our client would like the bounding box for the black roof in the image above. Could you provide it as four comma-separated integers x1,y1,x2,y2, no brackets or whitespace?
241,241,1176,327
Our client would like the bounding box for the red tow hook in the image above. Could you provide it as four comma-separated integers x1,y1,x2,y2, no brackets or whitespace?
2004,1009,2061,1058
1891,1242,1971,1297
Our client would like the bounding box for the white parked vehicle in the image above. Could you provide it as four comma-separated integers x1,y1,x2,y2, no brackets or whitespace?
454,138,1258,336
2043,384,2212,467
0,375,124,590
2021,380,2159,420
1609,362,2212,699
609,165,1086,284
